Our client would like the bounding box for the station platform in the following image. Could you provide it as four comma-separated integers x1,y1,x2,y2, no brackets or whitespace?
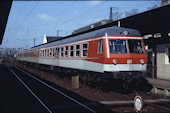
146,77,170,96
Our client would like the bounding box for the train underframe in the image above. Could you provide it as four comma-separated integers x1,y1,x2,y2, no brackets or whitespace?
103,71,149,90
17,60,151,92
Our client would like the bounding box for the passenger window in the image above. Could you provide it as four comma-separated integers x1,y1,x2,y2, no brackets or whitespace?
82,43,88,57
76,44,80,57
49,48,52,57
65,46,68,57
70,46,74,57
47,49,49,57
45,50,46,57
39,51,41,57
40,50,42,57
35,51,36,57
41,50,42,57
52,48,55,57
56,48,59,57
98,40,103,53
61,47,64,57
43,50,44,57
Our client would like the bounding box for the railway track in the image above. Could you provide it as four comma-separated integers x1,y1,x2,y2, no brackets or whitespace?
7,61,170,112
107,88,170,112
7,63,112,113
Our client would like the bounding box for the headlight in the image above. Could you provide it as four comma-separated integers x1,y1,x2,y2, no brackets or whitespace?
113,59,117,65
140,59,144,65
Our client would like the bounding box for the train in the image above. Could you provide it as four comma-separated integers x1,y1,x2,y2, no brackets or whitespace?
17,26,147,90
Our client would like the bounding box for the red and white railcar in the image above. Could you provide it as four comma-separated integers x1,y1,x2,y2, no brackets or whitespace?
17,26,147,79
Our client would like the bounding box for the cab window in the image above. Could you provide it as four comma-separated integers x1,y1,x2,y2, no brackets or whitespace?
109,40,127,53
98,40,103,53
128,40,144,53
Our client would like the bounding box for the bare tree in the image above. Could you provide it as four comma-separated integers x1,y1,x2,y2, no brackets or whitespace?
2,48,18,59
147,3,159,10
125,8,139,17
112,7,123,21
161,0,168,7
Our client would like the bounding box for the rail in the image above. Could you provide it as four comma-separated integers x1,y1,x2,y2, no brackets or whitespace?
11,64,96,113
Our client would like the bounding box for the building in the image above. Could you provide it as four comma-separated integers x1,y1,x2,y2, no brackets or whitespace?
43,35,63,44
156,39,170,80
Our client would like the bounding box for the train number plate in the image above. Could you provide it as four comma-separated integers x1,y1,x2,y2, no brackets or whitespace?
127,59,132,64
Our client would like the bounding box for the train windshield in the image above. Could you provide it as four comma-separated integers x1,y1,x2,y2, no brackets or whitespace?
128,40,145,53
109,40,127,53
109,39,145,54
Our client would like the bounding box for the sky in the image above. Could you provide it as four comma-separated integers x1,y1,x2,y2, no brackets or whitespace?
1,0,166,49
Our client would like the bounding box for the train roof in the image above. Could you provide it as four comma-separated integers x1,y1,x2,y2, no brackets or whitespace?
28,26,141,51
72,19,112,34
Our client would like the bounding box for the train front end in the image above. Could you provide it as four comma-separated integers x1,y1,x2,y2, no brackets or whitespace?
104,37,147,74
102,28,147,89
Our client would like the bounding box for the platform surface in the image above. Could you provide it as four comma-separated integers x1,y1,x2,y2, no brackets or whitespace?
146,77,170,89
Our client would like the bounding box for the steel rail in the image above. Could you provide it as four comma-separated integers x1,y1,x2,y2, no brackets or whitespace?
12,64,96,113
8,67,52,113
111,89,170,112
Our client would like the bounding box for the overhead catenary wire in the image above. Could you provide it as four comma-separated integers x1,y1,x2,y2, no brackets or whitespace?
37,2,76,35
6,1,147,29
7,2,75,48
43,1,147,37
4,1,40,49
9,1,40,40
3,1,154,49
13,2,26,28
30,2,75,47
7,2,75,29
6,0,142,45
40,1,108,37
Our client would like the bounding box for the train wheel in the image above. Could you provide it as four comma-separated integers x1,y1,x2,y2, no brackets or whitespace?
122,80,129,90
122,73,134,91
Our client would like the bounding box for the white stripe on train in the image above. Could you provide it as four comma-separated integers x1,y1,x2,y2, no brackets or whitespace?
17,57,146,73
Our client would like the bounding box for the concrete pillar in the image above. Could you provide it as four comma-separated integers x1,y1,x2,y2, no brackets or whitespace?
165,89,169,96
154,87,158,94
72,75,79,89
152,52,155,78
